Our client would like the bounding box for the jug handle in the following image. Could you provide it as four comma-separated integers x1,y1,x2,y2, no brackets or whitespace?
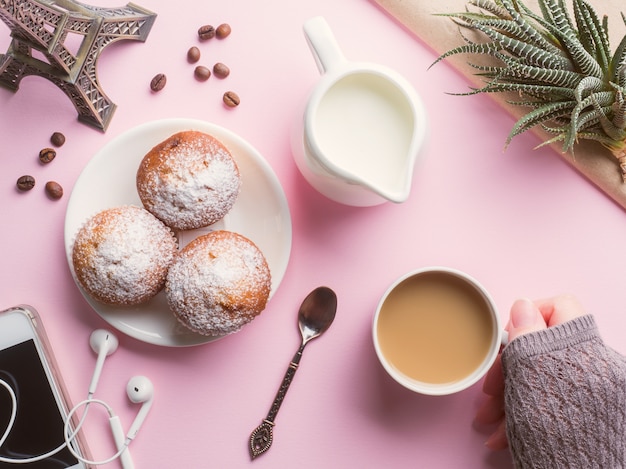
303,16,346,75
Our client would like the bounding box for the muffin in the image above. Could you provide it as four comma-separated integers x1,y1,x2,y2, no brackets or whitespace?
72,205,178,306
166,230,271,336
136,130,241,231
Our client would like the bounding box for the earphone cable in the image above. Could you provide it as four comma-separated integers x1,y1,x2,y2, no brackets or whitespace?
0,378,17,449
64,398,130,466
0,377,129,465
0,376,68,463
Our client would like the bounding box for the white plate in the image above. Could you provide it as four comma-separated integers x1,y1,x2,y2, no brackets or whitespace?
64,118,292,347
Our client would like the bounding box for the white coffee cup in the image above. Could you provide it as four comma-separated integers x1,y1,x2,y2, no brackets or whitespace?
373,267,507,395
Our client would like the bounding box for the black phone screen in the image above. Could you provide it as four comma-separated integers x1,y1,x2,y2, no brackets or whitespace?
0,339,80,468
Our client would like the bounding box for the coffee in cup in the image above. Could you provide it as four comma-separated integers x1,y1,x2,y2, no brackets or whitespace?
373,267,505,395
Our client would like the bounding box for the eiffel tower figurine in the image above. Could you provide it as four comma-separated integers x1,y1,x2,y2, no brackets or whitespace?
0,0,157,131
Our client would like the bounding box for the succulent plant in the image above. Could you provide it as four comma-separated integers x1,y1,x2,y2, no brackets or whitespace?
434,0,626,180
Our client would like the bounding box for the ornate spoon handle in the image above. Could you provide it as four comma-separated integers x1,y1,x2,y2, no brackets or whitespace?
249,344,305,459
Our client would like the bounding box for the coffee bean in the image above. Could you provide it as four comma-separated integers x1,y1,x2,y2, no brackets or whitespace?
187,46,201,63
213,62,230,79
216,23,231,39
50,132,65,147
194,65,211,81
150,73,167,92
198,24,215,40
223,91,240,107
45,181,63,199
39,147,56,164
16,175,35,191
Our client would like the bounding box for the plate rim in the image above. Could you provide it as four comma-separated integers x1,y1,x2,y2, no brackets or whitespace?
63,118,292,347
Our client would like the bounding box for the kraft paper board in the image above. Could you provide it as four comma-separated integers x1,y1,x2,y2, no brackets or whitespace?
373,0,626,210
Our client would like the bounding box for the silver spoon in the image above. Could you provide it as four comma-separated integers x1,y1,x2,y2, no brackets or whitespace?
248,286,338,459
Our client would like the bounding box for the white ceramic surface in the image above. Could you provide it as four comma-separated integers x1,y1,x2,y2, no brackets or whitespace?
292,16,428,207
372,266,505,395
64,118,292,347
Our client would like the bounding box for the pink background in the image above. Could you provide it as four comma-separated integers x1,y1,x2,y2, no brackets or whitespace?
2,0,626,468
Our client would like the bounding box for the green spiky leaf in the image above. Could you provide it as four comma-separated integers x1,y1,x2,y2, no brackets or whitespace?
434,0,626,177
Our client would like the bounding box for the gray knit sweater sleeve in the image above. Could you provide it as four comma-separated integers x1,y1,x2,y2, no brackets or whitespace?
502,315,626,469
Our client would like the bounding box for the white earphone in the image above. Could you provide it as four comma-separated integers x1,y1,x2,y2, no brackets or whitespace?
76,329,153,469
109,376,154,469
0,329,153,469
88,328,119,397
125,375,154,441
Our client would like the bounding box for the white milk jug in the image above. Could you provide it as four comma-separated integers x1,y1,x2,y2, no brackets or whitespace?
292,16,428,207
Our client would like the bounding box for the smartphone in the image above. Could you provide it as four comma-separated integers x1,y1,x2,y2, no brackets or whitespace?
0,305,92,468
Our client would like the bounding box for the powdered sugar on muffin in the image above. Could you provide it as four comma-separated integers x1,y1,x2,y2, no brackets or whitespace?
165,230,271,336
72,205,178,306
136,130,241,231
